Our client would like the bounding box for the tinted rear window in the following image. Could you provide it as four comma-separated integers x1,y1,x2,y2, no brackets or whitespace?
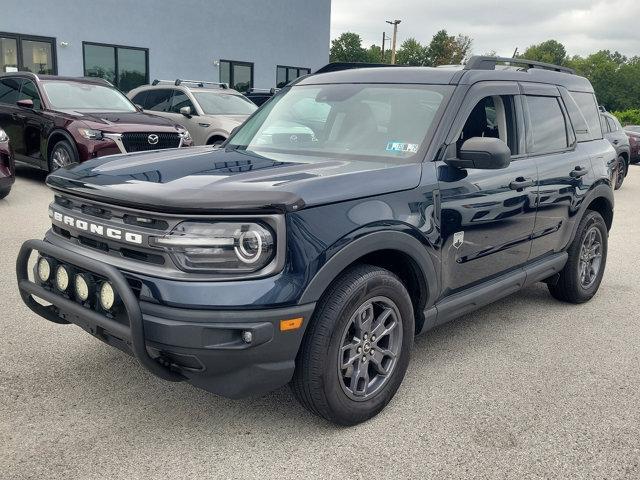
0,78,22,105
569,91,602,141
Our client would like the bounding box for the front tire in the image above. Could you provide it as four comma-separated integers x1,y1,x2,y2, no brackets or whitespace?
48,140,78,173
548,211,608,304
291,265,414,426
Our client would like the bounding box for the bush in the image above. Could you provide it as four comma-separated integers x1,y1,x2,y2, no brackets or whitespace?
612,109,640,126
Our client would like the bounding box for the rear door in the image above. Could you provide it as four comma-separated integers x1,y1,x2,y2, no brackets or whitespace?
437,82,538,295
522,84,591,260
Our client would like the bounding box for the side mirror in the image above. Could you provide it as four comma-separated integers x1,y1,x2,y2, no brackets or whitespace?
446,137,511,170
17,99,34,109
180,106,192,117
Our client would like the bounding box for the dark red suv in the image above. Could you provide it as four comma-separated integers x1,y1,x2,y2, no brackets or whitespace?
0,126,15,199
0,73,192,172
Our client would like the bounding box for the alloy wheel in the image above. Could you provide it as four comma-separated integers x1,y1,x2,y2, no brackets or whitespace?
337,296,402,401
51,146,72,170
579,225,603,289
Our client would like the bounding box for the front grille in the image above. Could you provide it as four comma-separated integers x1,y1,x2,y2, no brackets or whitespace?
121,132,180,152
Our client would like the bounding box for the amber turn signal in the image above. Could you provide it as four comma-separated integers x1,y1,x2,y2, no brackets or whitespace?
280,317,303,331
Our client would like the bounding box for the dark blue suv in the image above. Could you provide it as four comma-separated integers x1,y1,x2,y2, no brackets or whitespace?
17,57,615,425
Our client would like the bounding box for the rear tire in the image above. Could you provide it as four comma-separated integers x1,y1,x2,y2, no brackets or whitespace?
613,156,626,190
0,187,10,199
548,211,608,304
48,140,78,173
291,264,414,426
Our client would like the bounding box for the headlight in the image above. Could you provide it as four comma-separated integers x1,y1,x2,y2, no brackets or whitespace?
0,128,8,142
178,128,192,142
150,222,275,273
78,128,104,140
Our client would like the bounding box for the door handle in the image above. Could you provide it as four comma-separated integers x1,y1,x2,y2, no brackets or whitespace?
570,166,589,178
613,140,619,145
509,177,534,190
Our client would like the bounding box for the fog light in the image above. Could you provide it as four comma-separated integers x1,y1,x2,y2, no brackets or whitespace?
99,282,116,310
55,265,70,291
75,273,93,302
37,256,52,283
241,331,253,344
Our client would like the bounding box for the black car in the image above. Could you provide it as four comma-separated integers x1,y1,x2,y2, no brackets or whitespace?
243,88,278,106
600,111,631,190
17,57,615,425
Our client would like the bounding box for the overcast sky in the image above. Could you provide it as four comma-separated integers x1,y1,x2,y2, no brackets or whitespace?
331,0,640,58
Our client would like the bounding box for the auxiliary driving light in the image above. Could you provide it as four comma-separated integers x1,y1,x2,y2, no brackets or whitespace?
74,273,93,302
37,256,53,283
55,265,71,291
99,282,116,311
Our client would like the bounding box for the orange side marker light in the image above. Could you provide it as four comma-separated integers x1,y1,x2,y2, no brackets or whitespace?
280,317,303,332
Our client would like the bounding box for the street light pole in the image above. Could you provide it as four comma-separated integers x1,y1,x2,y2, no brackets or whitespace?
386,19,401,64
381,32,391,63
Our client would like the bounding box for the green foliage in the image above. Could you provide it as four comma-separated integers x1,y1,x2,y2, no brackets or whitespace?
365,44,391,64
396,38,428,66
521,40,568,66
612,109,640,126
330,32,369,63
426,30,472,66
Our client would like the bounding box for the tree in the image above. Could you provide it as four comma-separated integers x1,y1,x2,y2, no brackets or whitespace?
330,32,369,63
396,38,428,66
521,40,568,66
365,44,391,64
425,30,473,66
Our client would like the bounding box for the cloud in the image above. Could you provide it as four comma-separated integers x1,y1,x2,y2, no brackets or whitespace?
331,0,640,58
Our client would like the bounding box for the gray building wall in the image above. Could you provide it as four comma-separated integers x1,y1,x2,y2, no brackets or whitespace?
0,0,331,88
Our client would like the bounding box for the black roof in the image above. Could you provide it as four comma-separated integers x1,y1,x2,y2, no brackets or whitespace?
0,71,112,87
301,57,594,93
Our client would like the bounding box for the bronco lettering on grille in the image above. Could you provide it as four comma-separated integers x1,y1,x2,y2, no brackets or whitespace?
51,211,143,245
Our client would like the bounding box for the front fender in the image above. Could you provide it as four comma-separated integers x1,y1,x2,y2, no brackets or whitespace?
298,229,439,307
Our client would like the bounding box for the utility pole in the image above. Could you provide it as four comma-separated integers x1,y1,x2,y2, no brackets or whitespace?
381,32,391,63
386,19,401,64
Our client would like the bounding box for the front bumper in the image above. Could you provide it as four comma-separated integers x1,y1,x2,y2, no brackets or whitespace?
17,239,315,398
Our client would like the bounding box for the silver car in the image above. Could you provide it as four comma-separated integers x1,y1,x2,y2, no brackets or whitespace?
128,80,257,145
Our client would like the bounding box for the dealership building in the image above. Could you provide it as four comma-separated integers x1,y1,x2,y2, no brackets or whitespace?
0,0,331,92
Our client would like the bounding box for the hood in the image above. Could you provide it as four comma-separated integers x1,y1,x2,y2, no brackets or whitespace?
59,110,180,132
46,146,421,214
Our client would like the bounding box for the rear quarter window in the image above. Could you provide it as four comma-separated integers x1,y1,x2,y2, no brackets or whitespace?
569,91,603,141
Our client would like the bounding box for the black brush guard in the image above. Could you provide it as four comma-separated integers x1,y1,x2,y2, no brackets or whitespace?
16,239,184,383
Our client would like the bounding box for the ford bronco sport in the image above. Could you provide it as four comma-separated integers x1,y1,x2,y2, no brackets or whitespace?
17,57,615,425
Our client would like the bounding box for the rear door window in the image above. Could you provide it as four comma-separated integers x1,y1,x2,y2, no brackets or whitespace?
143,89,172,112
526,96,569,154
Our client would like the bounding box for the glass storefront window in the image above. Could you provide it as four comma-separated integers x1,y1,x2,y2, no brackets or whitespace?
219,60,253,93
83,42,148,92
0,33,56,74
276,65,311,88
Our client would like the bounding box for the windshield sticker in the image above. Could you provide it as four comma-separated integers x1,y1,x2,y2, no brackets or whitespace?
386,142,419,154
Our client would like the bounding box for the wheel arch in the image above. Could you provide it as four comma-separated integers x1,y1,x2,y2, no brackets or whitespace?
298,231,439,334
47,129,79,164
569,185,614,246
206,134,227,145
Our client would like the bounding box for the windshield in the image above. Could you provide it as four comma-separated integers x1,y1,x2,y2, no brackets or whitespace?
228,84,452,162
192,91,257,115
42,81,136,112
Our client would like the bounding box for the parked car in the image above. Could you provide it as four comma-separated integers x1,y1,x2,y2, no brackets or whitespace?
624,125,640,163
244,88,278,107
0,73,192,172
0,127,15,199
600,111,630,190
17,56,615,426
128,79,257,146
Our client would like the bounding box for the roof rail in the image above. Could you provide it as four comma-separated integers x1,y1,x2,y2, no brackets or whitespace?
151,79,228,89
314,62,402,74
464,56,575,75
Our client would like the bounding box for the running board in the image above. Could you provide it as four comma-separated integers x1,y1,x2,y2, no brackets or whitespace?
421,252,568,333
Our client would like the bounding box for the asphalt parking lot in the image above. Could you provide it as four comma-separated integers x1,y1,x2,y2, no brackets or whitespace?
1,165,639,479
